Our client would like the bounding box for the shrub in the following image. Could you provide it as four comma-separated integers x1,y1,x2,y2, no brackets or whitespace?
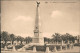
36,46,46,52
26,46,33,50
74,43,80,46
7,47,13,49
1,43,5,48
15,44,24,49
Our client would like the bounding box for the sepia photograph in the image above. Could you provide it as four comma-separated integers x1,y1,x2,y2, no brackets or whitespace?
1,0,80,53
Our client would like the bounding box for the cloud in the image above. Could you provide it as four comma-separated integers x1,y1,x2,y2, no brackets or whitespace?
51,10,63,18
14,16,33,22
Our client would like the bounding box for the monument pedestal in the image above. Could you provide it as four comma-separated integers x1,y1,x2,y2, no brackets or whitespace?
32,37,44,45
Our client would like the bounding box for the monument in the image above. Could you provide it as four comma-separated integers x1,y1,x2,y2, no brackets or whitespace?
18,2,44,52
32,2,44,45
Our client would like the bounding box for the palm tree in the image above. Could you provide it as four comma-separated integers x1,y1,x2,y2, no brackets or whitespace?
52,33,62,42
61,33,75,43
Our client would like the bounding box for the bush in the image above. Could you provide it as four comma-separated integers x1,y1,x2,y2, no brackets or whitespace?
26,46,33,50
7,47,13,49
36,46,46,52
26,45,63,51
15,44,24,49
1,43,5,48
74,43,80,46
26,46,46,51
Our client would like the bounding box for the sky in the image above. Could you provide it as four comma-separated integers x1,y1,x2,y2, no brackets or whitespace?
1,0,80,38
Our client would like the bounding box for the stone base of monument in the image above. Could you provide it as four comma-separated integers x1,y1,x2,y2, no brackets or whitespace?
31,43,44,46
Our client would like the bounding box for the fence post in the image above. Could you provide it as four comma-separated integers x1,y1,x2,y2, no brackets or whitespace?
33,46,36,52
54,46,57,52
4,46,7,51
60,46,62,50
46,46,50,53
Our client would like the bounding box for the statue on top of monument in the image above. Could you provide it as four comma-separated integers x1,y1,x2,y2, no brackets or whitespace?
36,1,40,7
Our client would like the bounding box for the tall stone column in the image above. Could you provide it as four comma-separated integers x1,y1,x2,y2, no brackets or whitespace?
33,1,44,45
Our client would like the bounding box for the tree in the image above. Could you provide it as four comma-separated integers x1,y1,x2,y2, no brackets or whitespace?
24,37,28,43
1,31,11,46
44,37,48,43
16,36,24,44
24,36,32,44
52,33,62,42
9,34,16,44
61,33,75,43
27,36,32,43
